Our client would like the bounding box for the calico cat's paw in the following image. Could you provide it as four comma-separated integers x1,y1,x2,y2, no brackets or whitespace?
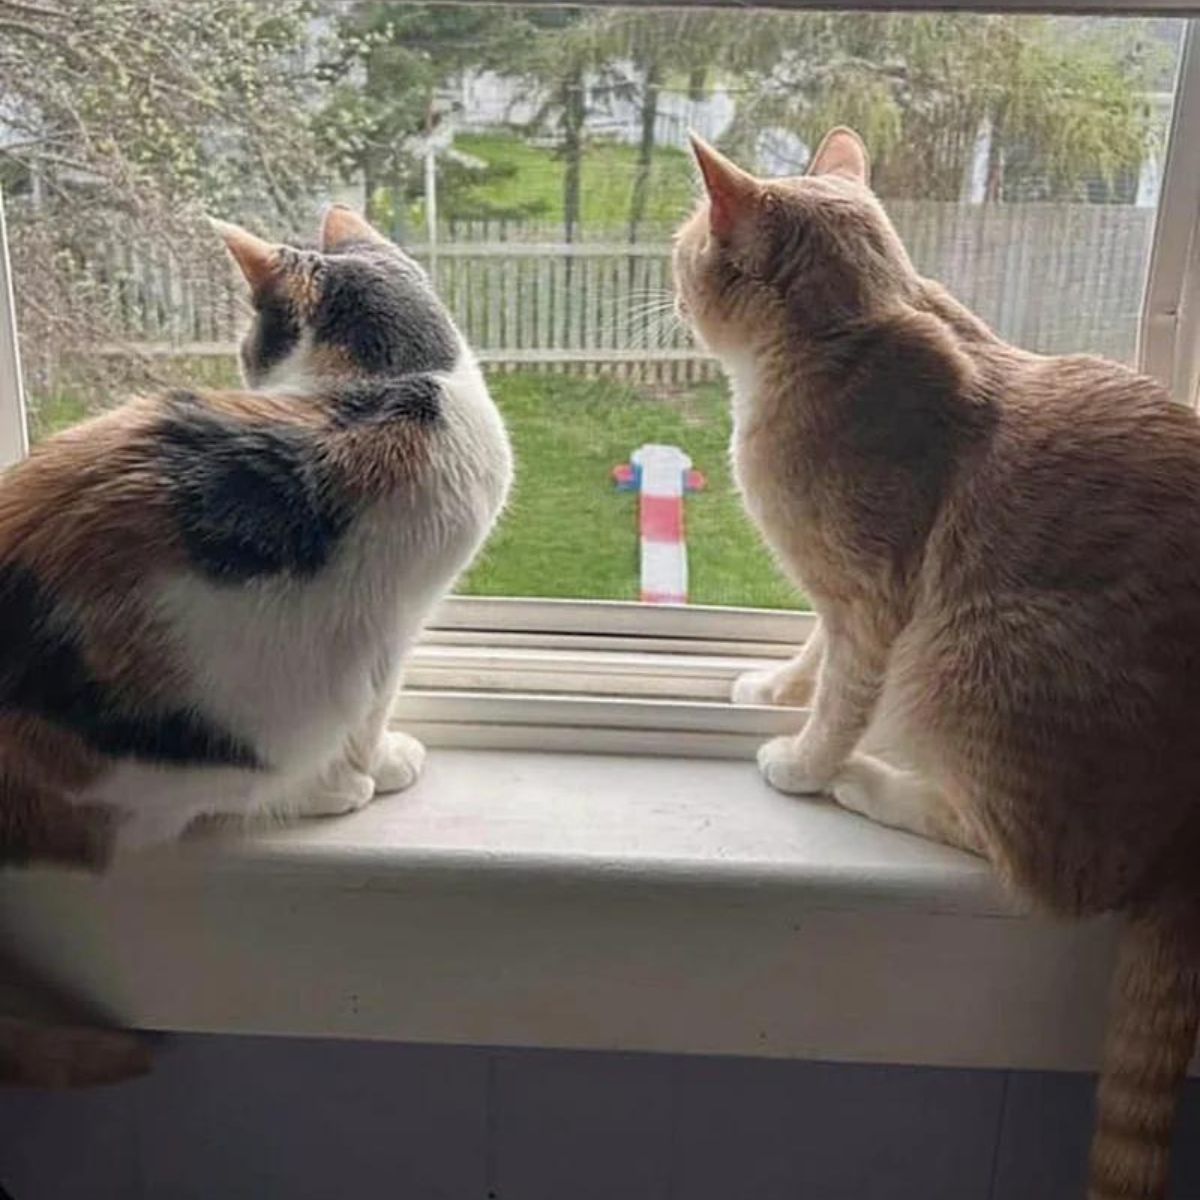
302,761,376,817
756,736,833,795
372,731,426,794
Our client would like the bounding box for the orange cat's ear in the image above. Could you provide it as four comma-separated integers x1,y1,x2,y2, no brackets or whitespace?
320,204,386,252
689,134,762,241
807,127,870,186
209,218,280,294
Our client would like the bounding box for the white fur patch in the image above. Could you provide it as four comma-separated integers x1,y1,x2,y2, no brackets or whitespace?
257,330,317,396
84,344,512,849
721,350,762,424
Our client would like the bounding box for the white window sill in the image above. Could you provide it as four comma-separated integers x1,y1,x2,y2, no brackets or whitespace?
0,748,1122,1073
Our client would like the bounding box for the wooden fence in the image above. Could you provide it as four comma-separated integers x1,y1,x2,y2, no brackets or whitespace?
427,241,713,384
892,201,1153,363
89,201,1155,385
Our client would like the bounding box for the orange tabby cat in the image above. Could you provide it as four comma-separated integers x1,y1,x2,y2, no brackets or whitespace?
674,127,1200,1200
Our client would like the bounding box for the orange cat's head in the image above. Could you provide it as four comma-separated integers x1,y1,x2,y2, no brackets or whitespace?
673,128,916,354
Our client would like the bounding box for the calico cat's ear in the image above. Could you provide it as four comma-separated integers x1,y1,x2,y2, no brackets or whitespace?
209,218,281,294
807,127,870,186
689,134,762,241
320,204,387,253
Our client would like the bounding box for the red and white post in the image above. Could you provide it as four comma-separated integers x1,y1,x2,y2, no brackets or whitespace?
633,444,694,605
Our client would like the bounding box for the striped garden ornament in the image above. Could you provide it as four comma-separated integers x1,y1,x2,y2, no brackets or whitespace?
613,444,705,605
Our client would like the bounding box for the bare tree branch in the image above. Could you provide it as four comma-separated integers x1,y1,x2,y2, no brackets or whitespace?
3,0,326,427
0,2,69,20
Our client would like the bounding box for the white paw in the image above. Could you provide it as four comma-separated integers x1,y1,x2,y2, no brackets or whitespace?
372,730,426,794
114,809,196,854
302,767,375,817
831,774,874,820
756,736,833,796
731,667,778,706
828,758,972,849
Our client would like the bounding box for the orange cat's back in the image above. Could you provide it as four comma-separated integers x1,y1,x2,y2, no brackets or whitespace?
898,349,1200,911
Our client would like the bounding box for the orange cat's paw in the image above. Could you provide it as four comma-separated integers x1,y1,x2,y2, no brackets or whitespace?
732,666,815,707
756,736,833,795
731,668,779,706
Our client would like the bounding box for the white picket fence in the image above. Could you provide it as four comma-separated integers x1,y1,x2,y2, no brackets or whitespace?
90,201,1154,383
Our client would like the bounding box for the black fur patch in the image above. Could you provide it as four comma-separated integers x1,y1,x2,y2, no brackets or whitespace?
0,564,258,768
331,375,444,428
159,392,350,582
241,281,300,384
313,250,458,376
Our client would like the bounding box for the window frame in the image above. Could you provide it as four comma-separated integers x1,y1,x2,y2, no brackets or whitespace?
1,9,1199,758
1140,19,1200,403
408,596,814,754
0,188,29,469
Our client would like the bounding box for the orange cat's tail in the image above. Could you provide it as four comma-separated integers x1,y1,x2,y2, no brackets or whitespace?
1088,915,1200,1200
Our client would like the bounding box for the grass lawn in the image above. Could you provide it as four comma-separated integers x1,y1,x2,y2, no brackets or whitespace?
29,391,92,442
413,133,698,234
30,368,805,611
462,372,804,609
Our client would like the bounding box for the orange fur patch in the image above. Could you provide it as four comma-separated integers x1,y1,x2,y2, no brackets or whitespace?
0,714,113,867
321,422,434,501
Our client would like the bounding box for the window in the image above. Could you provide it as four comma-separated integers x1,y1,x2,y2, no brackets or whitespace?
2,3,1199,751
0,190,27,468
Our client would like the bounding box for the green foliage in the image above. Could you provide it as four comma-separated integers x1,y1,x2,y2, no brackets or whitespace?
423,156,548,223
314,3,545,224
411,134,696,232
355,7,1165,235
713,12,1164,201
992,20,1165,200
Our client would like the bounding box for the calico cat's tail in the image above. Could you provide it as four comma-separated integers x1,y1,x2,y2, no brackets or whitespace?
0,947,151,1086
1088,915,1200,1199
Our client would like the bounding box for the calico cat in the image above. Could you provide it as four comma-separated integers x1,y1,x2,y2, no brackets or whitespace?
0,204,511,862
0,203,510,1085
675,128,1200,1199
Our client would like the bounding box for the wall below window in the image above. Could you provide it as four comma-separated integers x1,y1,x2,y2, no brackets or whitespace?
2,1035,1200,1199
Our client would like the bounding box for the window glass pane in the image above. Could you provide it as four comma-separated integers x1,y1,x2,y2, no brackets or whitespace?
4,4,1186,609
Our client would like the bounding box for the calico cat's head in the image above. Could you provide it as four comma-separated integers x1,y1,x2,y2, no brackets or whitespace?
211,206,458,389
673,128,916,353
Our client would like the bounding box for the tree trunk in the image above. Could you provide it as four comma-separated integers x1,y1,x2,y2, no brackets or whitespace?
362,46,381,221
362,159,377,222
627,59,661,246
560,65,585,339
561,66,585,244
983,112,1006,204
388,162,406,242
